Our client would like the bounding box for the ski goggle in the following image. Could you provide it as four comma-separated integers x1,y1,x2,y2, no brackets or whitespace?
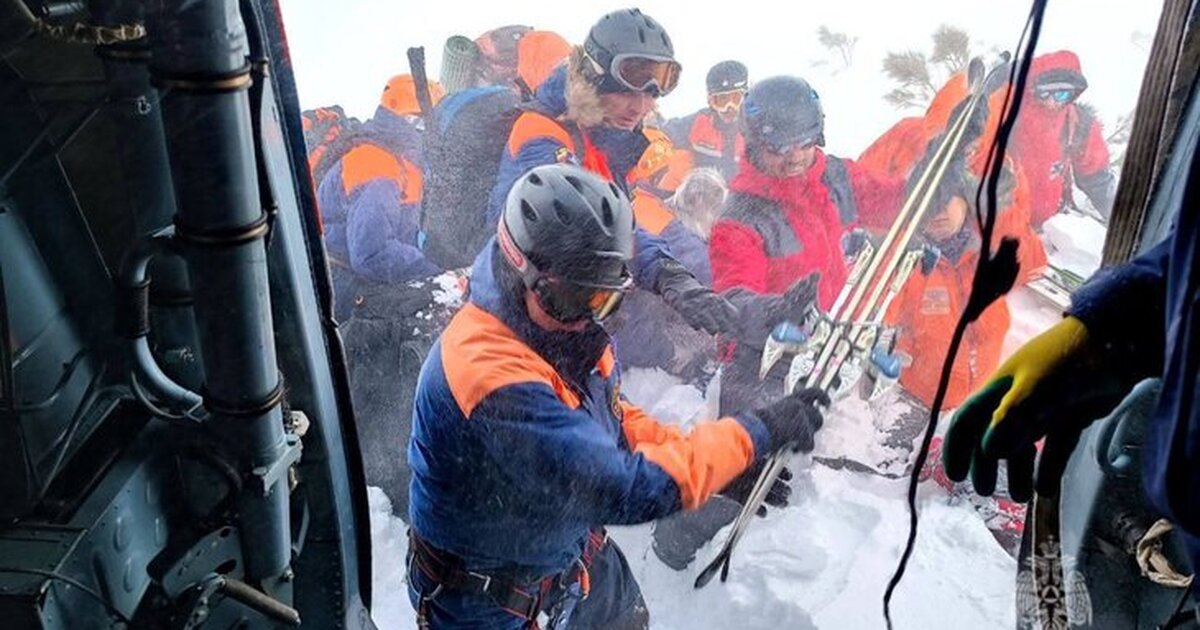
761,138,819,156
1035,88,1080,104
533,274,633,323
609,54,682,97
709,89,745,112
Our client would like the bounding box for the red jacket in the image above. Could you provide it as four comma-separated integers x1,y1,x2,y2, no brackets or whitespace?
1013,51,1112,226
867,52,1112,228
709,150,904,308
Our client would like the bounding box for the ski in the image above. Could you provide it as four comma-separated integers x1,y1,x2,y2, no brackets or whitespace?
696,53,1012,588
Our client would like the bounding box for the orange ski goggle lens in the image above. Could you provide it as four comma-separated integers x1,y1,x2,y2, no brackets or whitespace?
613,55,681,97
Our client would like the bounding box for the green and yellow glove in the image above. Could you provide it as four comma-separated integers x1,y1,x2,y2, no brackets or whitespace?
942,316,1133,501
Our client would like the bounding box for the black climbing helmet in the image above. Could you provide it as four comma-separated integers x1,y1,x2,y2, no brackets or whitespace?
741,75,826,151
706,60,748,93
582,8,681,97
498,164,634,322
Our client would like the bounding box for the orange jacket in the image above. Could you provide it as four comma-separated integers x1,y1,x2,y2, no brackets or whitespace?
885,245,1009,409
857,116,927,181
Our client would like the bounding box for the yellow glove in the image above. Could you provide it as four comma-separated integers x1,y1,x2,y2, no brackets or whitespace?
942,316,1130,500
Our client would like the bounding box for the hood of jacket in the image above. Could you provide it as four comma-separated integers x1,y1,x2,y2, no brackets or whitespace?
532,50,650,187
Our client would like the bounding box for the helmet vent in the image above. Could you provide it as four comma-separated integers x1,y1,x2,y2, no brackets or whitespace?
521,200,538,222
552,199,572,224
528,172,543,186
637,28,646,44
600,198,614,226
563,174,585,194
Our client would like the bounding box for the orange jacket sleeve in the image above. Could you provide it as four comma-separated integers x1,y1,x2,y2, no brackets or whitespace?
619,400,769,510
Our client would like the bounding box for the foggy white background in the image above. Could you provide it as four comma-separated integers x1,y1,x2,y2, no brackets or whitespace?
280,0,1161,158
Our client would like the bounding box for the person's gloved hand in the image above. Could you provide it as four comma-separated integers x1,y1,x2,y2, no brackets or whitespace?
777,274,820,326
753,387,831,453
655,259,739,335
724,273,821,350
722,463,793,517
942,316,1135,501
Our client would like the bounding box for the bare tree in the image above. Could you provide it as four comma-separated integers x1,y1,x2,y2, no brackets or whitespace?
930,25,971,74
882,51,935,109
882,24,973,111
816,25,858,70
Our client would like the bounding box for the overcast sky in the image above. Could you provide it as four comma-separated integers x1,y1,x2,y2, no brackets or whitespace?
280,0,1162,157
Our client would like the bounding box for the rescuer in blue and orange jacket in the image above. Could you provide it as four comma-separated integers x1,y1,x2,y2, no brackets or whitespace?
406,164,829,629
317,74,445,321
663,60,749,182
485,9,741,338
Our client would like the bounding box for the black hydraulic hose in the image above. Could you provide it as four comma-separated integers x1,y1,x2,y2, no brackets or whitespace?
882,1,1047,626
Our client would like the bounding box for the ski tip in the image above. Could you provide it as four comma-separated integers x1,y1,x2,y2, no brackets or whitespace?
967,56,985,84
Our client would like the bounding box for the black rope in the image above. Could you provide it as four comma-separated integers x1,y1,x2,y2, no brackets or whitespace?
882,2,1048,626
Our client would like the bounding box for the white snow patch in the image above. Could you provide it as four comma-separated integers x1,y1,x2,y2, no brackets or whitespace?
814,386,917,475
1042,213,1107,278
368,487,417,630
611,468,1016,630
429,272,466,308
620,367,712,428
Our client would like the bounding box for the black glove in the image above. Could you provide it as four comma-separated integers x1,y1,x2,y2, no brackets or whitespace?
778,274,820,324
753,387,830,453
722,464,793,517
722,273,821,348
655,259,739,335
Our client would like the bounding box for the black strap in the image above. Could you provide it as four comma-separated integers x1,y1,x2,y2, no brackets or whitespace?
822,155,860,225
408,534,545,620
407,530,606,622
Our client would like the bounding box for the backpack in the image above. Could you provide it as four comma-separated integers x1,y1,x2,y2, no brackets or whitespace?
302,106,362,186
419,86,525,270
310,117,420,193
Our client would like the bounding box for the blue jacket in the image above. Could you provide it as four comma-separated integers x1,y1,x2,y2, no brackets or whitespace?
485,66,675,290
1068,204,1198,578
407,241,769,577
317,107,439,296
